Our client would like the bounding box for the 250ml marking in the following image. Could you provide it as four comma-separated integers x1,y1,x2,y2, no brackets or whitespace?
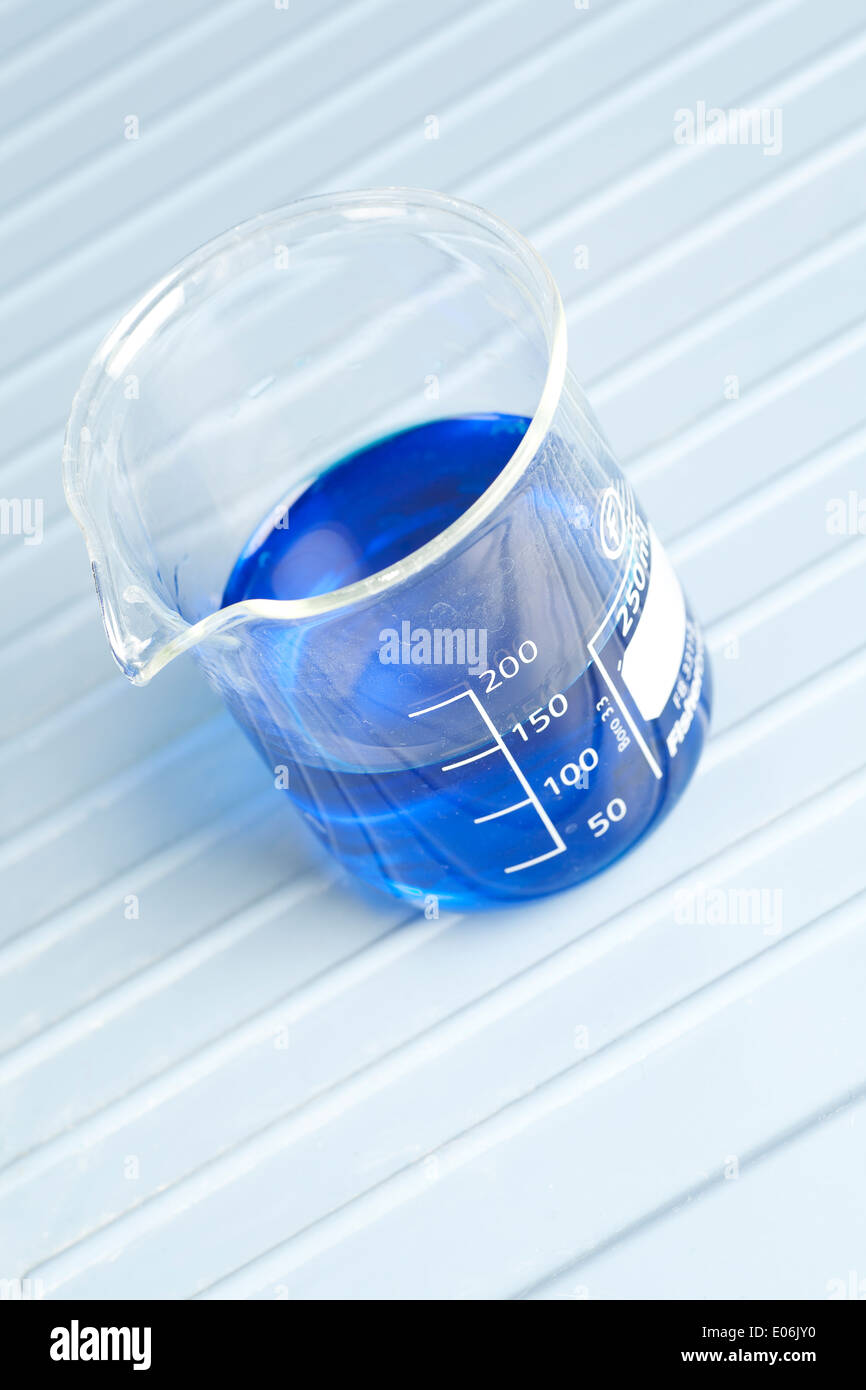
588,490,663,781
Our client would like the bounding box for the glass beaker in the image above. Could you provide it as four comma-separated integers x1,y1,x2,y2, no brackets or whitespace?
63,188,711,909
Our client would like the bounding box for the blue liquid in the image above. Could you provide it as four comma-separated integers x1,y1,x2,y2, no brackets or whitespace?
223,414,711,908
224,414,530,599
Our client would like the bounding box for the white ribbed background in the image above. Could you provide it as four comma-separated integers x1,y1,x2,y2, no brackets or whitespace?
0,0,864,1300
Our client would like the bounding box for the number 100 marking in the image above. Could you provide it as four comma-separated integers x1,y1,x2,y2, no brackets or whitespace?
543,746,599,795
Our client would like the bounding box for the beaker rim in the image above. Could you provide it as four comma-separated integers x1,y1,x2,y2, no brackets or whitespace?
63,187,567,680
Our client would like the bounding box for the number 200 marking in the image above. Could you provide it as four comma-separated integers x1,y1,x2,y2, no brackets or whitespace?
479,639,537,693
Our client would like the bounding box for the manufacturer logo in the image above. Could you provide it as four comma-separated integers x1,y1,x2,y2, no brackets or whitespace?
598,487,627,559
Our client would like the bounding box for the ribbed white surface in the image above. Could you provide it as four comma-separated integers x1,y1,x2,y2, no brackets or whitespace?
0,0,864,1299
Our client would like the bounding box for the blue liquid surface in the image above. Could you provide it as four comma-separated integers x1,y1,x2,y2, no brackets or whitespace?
223,414,711,908
225,414,530,598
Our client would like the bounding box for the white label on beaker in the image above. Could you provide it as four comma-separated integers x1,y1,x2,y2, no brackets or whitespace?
621,527,687,721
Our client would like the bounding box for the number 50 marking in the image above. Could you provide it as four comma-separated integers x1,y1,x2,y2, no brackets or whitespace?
587,797,627,837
